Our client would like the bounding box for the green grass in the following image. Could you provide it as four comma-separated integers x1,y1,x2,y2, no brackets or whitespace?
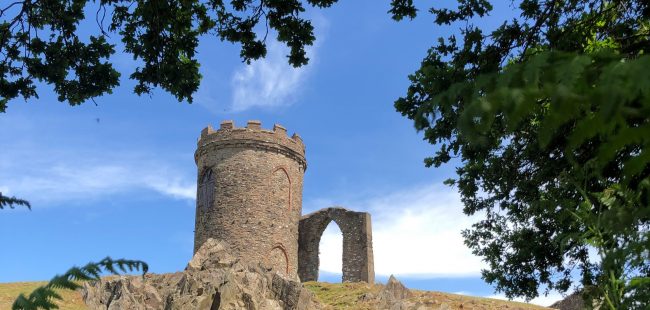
304,281,381,309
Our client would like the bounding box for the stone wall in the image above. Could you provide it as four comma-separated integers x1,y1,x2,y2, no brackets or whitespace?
298,207,375,283
193,120,307,279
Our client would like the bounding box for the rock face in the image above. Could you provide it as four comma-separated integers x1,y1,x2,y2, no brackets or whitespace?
382,275,413,300
377,275,414,310
82,239,320,310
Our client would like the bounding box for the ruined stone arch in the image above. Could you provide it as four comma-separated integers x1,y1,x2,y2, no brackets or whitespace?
268,243,290,275
269,166,292,211
298,207,374,283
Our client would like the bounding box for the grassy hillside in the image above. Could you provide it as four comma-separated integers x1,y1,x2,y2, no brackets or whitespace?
304,282,551,310
1,281,551,310
0,281,85,310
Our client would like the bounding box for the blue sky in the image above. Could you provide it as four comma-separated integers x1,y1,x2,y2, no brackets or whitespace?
1,1,563,306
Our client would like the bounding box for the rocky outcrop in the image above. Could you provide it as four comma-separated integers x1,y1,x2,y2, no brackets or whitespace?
382,275,413,300
550,291,587,310
82,239,320,310
377,275,414,310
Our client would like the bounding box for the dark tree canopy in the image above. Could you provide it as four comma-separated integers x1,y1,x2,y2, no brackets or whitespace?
394,0,650,308
0,0,348,110
0,0,418,111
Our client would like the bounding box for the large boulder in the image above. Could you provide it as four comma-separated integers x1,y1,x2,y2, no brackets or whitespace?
82,239,320,310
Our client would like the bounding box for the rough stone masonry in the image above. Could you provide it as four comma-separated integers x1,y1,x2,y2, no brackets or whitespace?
194,120,374,283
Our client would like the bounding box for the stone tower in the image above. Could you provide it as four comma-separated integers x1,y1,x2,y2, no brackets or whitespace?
193,120,307,279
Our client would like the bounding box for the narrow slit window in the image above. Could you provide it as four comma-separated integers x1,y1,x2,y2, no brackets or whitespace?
198,169,215,210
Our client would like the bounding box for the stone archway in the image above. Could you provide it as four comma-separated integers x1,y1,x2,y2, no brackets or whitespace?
297,207,374,283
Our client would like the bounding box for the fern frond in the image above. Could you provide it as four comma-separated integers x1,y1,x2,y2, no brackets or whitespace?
12,258,148,310
0,193,31,210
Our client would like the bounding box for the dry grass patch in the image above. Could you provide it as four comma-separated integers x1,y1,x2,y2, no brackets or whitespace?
304,281,381,309
0,281,86,310
304,281,553,310
409,289,551,310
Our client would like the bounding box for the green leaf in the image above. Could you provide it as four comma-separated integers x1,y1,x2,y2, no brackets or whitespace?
12,258,147,310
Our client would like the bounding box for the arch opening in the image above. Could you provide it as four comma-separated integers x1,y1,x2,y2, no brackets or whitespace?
318,221,343,282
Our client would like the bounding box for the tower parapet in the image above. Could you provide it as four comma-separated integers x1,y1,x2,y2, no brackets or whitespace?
193,120,307,280
195,120,306,172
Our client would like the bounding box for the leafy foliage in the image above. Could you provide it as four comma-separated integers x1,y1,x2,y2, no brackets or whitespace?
11,257,148,310
394,0,650,308
0,0,430,110
0,0,336,108
388,0,417,21
2,191,145,310
3,0,649,308
0,192,31,209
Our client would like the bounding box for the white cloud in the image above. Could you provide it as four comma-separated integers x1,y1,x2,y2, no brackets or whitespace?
147,178,196,200
229,15,327,112
316,184,486,277
0,152,196,205
230,41,314,112
453,291,472,296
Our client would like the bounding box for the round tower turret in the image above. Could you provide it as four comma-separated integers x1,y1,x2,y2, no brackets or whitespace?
193,120,307,279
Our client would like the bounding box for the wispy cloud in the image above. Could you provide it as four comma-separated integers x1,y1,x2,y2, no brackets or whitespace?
316,183,485,277
229,16,328,112
0,151,196,206
230,41,313,112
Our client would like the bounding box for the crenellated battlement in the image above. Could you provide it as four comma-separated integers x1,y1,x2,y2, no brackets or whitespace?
199,120,304,145
195,120,306,171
